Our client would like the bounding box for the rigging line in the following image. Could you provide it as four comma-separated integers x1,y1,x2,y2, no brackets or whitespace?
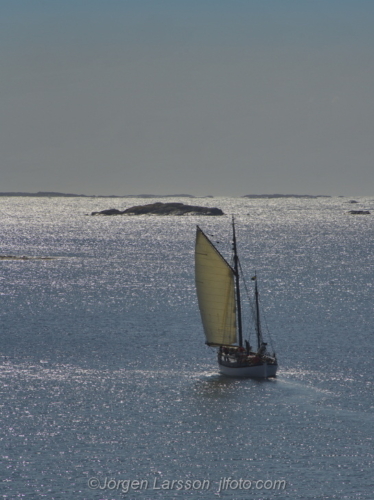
239,260,276,353
238,259,257,342
238,260,255,312
256,290,276,353
224,220,278,354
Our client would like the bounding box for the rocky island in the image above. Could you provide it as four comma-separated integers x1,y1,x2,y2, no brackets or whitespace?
91,202,224,216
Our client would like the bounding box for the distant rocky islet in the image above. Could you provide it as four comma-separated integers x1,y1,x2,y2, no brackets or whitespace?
91,202,224,216
0,191,331,199
348,210,371,215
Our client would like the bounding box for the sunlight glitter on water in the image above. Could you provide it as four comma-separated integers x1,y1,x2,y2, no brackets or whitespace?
1,196,374,499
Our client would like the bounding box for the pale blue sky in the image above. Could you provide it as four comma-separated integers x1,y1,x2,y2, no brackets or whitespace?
1,0,374,196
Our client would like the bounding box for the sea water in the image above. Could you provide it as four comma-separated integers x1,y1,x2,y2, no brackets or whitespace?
0,196,373,499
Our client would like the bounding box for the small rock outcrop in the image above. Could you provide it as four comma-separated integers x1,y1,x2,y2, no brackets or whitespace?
348,210,370,215
91,202,224,216
91,208,123,216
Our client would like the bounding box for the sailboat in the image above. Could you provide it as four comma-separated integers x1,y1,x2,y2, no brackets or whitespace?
195,217,278,378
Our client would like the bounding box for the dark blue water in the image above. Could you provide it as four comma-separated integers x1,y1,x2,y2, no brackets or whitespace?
1,196,373,499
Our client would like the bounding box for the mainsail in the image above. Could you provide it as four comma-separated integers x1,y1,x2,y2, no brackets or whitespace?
195,227,237,345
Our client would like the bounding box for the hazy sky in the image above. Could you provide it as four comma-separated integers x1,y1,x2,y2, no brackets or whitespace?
2,0,374,196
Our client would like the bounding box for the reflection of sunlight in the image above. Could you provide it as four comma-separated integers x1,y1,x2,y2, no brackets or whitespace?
191,371,279,403
281,367,355,384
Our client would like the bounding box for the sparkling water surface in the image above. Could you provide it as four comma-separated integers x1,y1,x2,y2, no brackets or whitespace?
1,196,373,499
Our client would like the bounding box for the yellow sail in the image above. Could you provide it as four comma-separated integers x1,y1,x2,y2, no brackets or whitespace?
195,227,237,345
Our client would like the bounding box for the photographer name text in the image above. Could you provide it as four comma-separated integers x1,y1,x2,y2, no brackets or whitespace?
88,476,286,494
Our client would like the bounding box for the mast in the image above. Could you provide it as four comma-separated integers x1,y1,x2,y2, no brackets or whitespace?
254,276,262,349
232,216,243,347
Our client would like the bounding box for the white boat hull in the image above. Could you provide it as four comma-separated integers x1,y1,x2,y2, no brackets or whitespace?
218,362,277,378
